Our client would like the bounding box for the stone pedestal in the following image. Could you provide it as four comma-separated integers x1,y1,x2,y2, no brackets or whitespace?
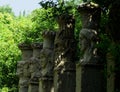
28,43,43,92
28,81,39,92
80,64,105,92
54,14,76,92
77,2,106,92
39,31,55,92
17,43,33,92
76,63,81,92
39,77,54,92
107,52,115,92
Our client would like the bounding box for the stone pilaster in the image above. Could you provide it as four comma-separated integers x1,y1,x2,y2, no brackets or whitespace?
17,43,33,92
54,14,76,92
77,2,106,92
39,31,55,92
28,43,43,92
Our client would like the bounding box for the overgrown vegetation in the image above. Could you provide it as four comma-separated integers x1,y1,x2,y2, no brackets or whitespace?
0,0,120,91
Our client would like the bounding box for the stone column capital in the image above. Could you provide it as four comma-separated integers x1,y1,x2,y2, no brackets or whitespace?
77,2,101,30
18,43,32,50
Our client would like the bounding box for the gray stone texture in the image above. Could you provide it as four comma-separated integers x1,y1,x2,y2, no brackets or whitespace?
39,31,55,92
54,14,76,92
17,43,33,92
28,43,43,92
77,2,106,92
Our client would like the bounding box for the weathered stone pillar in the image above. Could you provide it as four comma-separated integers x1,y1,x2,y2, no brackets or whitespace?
17,43,33,92
77,2,106,92
39,31,55,92
54,14,76,92
28,43,43,92
106,52,115,92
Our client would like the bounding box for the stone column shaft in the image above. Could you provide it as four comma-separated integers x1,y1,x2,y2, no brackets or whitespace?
54,14,76,92
17,43,33,92
28,43,43,92
39,31,55,92
77,2,106,92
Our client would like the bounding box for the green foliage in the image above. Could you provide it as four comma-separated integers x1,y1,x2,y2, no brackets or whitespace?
0,0,119,91
9,16,38,43
39,0,75,18
0,5,37,91
0,15,20,89
0,4,47,90
31,8,57,32
0,5,14,15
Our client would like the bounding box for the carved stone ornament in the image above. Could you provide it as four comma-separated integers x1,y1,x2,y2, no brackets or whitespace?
29,57,41,82
79,28,99,64
77,2,101,30
17,43,33,92
77,2,101,65
54,14,76,71
40,31,55,77
39,31,55,92
29,42,43,82
54,14,76,92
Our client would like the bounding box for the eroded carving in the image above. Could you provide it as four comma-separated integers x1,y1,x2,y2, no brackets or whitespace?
77,2,101,30
39,31,55,92
79,28,99,64
17,43,33,92
29,57,41,82
54,14,76,92
29,43,43,82
54,14,76,71
40,31,55,77
16,60,30,92
77,2,101,64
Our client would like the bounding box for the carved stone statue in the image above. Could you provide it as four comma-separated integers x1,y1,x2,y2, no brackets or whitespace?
77,2,105,92
28,58,41,92
29,58,41,81
17,61,29,92
39,31,55,92
17,43,33,92
77,2,101,65
40,48,54,77
17,61,31,92
79,28,99,64
54,14,76,70
28,43,43,92
29,43,43,81
54,14,76,92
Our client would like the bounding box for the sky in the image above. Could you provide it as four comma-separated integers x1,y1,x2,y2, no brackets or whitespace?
0,0,41,16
